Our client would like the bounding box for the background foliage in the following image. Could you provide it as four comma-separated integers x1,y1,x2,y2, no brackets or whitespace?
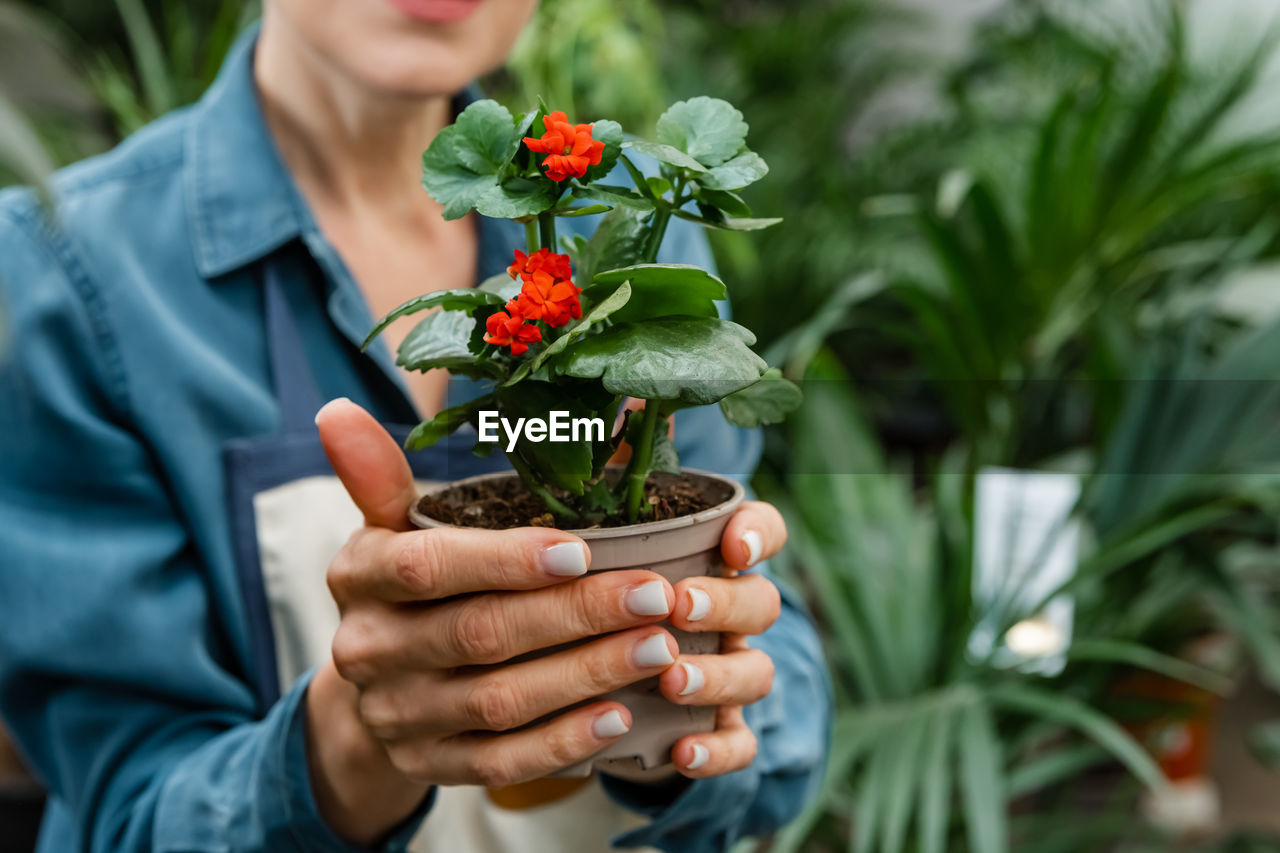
5,0,1280,850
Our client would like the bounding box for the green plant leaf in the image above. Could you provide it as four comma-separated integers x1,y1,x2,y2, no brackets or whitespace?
572,184,654,211
1067,639,1232,694
582,118,624,182
397,309,501,380
718,368,803,427
694,187,752,218
989,684,1169,796
624,140,707,172
698,151,769,191
656,96,749,167
672,209,781,231
361,289,504,351
422,99,526,220
916,706,955,853
572,206,652,285
531,280,632,370
552,317,767,404
553,203,613,217
494,380,612,495
586,264,726,324
958,700,1007,853
405,395,494,451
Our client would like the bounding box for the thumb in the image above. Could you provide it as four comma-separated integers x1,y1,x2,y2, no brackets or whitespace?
315,397,417,531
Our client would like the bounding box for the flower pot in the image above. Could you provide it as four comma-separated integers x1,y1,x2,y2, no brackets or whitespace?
409,467,744,776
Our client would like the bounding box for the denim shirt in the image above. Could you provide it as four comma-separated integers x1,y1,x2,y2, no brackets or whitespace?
0,26,831,853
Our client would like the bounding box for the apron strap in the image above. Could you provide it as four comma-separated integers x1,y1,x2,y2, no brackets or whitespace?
264,261,328,433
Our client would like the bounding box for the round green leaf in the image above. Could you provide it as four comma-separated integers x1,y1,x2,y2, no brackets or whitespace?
625,139,707,172
421,99,524,220
698,151,769,191
656,97,749,167
553,317,767,404
718,368,803,427
586,264,725,324
362,289,504,351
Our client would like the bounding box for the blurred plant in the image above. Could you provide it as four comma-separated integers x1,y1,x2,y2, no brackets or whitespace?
758,353,1232,853
495,0,666,134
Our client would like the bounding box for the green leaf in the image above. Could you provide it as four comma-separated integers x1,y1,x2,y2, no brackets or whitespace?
553,203,613,218
361,289,504,351
916,707,955,853
572,184,654,211
586,264,726,324
647,176,672,197
698,151,768,191
478,271,522,301
582,118,624,182
672,209,781,231
475,177,557,220
652,429,679,474
552,317,767,404
718,368,803,427
531,280,632,370
958,700,1007,853
625,139,707,172
989,684,1169,796
405,395,494,451
694,187,752,218
1067,639,1232,694
573,206,652,285
422,99,524,220
656,96,749,167
494,380,612,495
397,309,501,379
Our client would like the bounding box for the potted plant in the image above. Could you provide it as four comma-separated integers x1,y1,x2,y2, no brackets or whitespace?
361,96,801,772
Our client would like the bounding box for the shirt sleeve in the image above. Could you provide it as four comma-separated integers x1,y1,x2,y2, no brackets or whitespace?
597,215,834,851
0,196,428,853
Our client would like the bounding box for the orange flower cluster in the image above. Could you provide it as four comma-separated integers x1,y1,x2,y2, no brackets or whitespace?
523,111,605,182
483,249,583,356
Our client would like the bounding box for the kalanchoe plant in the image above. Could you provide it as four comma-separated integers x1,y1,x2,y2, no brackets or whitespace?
362,97,801,524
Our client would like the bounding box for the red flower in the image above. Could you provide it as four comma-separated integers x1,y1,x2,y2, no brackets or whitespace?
484,305,543,356
523,111,605,182
517,271,582,328
507,248,573,282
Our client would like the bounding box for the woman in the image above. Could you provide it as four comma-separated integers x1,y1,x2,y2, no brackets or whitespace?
0,1,830,851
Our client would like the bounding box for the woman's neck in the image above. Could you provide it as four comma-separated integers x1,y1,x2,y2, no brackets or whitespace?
254,6,453,220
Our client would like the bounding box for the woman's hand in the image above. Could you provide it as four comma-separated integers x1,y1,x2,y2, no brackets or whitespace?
309,399,681,843
606,501,787,783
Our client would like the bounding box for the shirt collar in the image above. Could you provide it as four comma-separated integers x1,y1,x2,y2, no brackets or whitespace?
184,24,481,280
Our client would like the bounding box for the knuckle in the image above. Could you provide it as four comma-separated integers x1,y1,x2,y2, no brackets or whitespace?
396,533,443,597
386,742,432,783
741,732,759,766
357,690,401,739
465,677,524,731
544,725,584,768
579,645,621,695
753,651,776,699
470,750,518,789
761,579,782,628
453,603,508,664
331,624,376,684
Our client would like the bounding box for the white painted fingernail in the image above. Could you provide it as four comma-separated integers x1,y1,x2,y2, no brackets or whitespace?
632,633,676,668
678,662,705,696
592,709,630,739
625,580,670,616
742,530,763,567
542,542,588,577
686,743,709,770
686,588,711,621
314,397,351,425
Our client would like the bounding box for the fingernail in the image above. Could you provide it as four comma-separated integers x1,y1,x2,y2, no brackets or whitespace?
592,709,630,739
314,397,351,425
632,633,676,668
678,661,705,696
626,580,670,616
741,530,763,567
543,542,588,577
686,588,711,621
686,743,709,770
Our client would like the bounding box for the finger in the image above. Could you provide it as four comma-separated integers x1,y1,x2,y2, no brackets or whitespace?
387,701,633,787
443,628,677,733
670,573,781,635
330,525,591,604
385,570,674,668
316,398,418,532
658,648,774,707
672,706,758,778
719,501,786,571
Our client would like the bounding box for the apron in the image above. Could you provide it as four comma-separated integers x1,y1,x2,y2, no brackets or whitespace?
223,263,653,852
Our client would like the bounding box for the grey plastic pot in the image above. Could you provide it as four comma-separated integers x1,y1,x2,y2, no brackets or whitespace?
408,468,744,776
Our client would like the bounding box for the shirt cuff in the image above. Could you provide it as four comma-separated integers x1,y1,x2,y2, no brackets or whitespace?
269,668,436,852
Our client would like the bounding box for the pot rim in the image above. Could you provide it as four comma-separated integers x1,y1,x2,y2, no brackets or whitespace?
409,467,746,539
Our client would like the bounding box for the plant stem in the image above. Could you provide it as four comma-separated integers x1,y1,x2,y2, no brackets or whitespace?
624,401,661,522
524,219,539,253
538,211,557,252
643,207,672,264
507,450,580,520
